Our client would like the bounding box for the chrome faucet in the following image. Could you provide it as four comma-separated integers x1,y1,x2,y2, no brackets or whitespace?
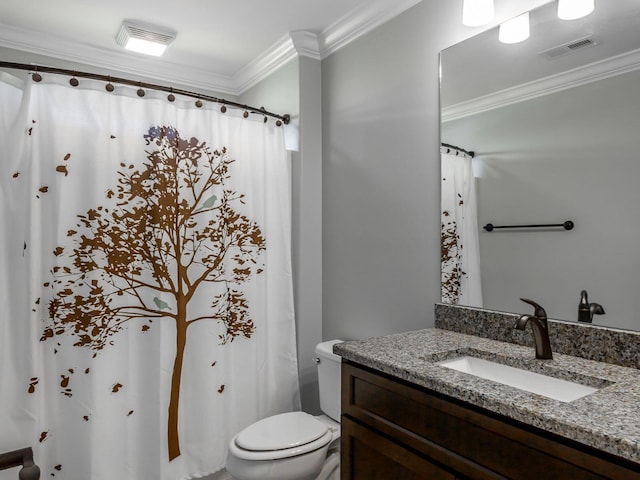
514,298,553,360
578,290,605,323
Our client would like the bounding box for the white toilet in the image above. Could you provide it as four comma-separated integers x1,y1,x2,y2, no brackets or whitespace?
225,340,343,480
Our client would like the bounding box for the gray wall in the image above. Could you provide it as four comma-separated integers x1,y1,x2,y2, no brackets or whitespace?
240,58,299,120
321,0,548,342
442,69,640,331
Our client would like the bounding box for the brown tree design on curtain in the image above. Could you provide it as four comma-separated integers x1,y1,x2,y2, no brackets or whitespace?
40,125,266,461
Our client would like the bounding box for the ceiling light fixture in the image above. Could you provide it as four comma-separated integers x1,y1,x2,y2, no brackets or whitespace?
116,20,176,57
498,12,530,44
557,0,594,20
462,0,495,27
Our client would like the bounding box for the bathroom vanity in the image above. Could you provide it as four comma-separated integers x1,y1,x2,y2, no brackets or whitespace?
335,306,640,479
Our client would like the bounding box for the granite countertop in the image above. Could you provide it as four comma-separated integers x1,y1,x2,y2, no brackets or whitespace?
334,328,640,464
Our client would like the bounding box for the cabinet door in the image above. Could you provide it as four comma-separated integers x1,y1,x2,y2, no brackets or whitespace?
342,361,640,480
341,416,456,480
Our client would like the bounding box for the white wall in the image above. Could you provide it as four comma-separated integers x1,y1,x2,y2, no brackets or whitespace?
442,69,640,330
321,0,549,341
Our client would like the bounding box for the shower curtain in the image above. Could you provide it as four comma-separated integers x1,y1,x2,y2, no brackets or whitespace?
441,149,482,307
0,73,300,480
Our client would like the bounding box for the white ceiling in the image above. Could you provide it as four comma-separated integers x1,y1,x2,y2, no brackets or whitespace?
0,0,422,95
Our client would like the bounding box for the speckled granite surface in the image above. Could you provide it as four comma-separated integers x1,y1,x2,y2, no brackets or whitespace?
334,325,640,464
435,303,640,369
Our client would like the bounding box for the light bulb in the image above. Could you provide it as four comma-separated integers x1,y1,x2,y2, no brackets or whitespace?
499,12,530,44
462,0,495,27
557,0,594,20
123,37,168,56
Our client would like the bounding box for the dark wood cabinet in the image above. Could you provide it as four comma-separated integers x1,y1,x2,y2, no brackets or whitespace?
340,361,640,480
342,416,456,480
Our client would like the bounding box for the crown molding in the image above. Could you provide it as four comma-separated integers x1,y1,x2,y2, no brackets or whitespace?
0,0,424,96
442,48,640,123
319,0,423,58
232,31,321,94
234,0,423,94
0,23,238,95
290,31,322,60
232,34,299,94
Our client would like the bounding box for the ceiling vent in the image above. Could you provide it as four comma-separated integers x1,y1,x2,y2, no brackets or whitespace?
539,36,598,60
116,20,176,57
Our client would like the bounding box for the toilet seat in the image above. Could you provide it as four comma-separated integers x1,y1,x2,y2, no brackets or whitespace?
230,412,333,461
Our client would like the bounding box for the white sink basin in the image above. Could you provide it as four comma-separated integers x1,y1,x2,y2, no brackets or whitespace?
438,356,599,402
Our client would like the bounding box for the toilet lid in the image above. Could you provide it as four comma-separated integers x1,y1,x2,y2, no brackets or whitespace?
235,411,329,451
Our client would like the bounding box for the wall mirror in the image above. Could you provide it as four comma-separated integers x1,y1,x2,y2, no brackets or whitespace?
440,0,640,331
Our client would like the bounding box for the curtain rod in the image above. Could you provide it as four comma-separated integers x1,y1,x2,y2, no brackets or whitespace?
441,142,475,158
0,61,290,126
483,221,574,232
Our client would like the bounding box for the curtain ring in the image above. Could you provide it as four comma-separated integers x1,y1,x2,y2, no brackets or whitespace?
243,111,249,119
168,87,175,102
195,98,203,108
137,82,145,97
105,76,114,92
220,104,227,113
32,66,42,83
69,72,79,87
275,120,282,127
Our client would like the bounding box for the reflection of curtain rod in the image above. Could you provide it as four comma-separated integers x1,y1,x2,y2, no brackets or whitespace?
441,142,475,158
0,61,290,125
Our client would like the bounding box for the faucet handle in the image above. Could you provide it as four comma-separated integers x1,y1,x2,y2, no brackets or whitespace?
580,290,589,306
520,298,547,320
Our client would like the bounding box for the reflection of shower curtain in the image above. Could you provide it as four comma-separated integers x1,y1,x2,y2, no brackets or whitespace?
0,74,300,479
441,150,482,307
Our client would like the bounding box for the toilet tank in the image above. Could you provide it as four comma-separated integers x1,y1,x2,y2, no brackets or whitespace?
315,340,343,422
